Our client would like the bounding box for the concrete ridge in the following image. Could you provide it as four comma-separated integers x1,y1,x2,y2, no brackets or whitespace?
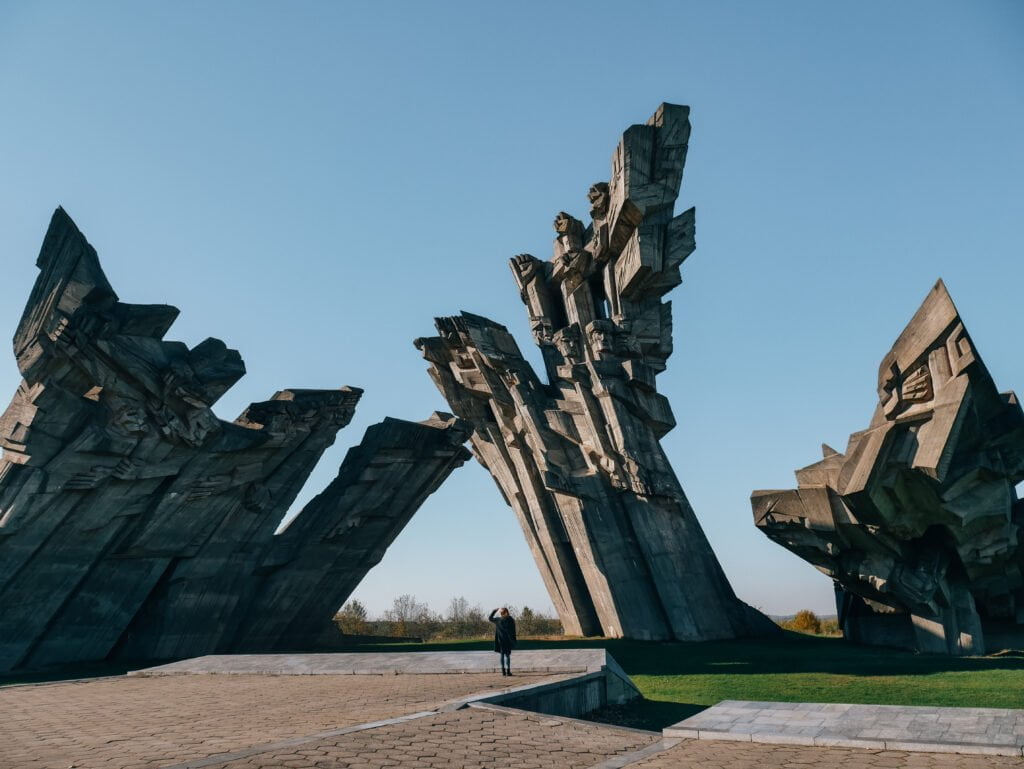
155,710,438,769
584,738,683,769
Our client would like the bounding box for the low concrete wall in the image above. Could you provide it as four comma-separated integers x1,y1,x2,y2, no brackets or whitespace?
475,664,640,719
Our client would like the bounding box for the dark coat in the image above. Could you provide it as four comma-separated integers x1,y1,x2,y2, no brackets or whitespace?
488,610,517,653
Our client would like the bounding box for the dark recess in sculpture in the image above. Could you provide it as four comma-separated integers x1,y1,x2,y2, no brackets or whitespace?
416,104,774,641
0,209,470,672
753,281,1024,655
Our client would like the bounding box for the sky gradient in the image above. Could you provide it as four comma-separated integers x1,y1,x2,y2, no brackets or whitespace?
1,1,1022,619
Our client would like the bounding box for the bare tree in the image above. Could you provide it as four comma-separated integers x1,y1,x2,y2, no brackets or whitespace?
446,596,471,623
383,594,434,637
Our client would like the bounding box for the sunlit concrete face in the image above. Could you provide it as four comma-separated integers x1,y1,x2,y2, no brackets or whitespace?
753,280,1024,655
417,104,774,643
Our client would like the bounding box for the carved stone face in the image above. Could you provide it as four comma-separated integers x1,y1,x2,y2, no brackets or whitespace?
586,320,617,356
553,325,582,363
530,319,553,345
111,404,148,435
587,183,609,220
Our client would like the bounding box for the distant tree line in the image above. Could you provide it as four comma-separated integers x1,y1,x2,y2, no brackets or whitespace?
335,595,563,640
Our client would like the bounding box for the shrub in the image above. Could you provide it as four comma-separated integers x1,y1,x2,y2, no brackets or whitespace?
779,609,823,635
819,617,842,636
335,599,368,634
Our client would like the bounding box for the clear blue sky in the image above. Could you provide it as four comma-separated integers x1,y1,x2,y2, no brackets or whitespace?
1,2,1021,619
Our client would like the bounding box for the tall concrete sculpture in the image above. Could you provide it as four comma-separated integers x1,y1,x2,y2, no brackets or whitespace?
417,104,772,641
0,209,469,671
753,281,1024,655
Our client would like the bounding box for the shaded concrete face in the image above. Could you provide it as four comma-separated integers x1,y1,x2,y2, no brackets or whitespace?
753,280,1024,655
416,104,773,642
0,209,470,671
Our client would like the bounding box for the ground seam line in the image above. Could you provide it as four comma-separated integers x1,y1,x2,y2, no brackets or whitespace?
584,737,683,769
686,729,1024,757
153,675,585,768
155,709,438,769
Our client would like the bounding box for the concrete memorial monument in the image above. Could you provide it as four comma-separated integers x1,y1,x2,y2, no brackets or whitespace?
0,209,469,671
417,104,772,641
753,281,1024,655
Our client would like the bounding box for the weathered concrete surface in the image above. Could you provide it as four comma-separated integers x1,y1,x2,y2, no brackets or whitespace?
118,413,471,660
0,209,469,671
665,700,1024,757
753,281,1024,655
417,104,772,642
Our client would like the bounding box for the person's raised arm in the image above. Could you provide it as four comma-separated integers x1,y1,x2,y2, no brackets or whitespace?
488,608,499,623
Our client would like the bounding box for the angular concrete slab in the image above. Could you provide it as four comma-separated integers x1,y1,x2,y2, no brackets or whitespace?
665,700,1024,757
0,209,471,673
416,104,773,643
752,281,1024,656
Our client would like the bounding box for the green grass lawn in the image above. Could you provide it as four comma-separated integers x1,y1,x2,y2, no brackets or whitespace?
353,632,1024,729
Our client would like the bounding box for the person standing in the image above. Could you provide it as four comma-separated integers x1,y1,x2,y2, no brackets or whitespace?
488,607,517,676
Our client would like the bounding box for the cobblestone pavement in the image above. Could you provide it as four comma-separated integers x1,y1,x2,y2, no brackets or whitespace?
5,673,1024,769
0,672,547,769
201,704,658,769
631,738,1024,769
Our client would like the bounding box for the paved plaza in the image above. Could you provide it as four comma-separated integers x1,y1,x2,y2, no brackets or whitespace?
2,652,1024,769
1,671,572,769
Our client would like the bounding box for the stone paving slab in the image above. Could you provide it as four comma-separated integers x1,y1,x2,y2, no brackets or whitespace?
629,738,1024,768
665,700,1024,756
0,671,547,769
129,649,617,677
195,705,660,769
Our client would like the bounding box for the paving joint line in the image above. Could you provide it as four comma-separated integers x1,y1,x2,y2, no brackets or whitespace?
584,738,683,769
156,672,595,769
155,709,438,769
673,729,1024,757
